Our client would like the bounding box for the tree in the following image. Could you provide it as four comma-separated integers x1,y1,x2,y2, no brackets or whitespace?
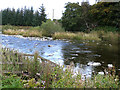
81,1,91,32
11,8,16,25
33,10,40,26
62,2,85,32
39,4,47,25
15,8,20,25
89,2,120,27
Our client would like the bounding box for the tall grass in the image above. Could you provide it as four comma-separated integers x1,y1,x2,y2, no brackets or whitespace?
53,30,119,44
3,29,42,37
53,32,101,41
2,25,32,30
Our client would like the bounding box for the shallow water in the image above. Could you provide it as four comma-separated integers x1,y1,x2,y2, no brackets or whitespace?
1,34,120,78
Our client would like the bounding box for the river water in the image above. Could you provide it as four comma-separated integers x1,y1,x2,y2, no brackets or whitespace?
1,34,120,78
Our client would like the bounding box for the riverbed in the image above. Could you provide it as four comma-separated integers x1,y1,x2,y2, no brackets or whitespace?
1,34,120,78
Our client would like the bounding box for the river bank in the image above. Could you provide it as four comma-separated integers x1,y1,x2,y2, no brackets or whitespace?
2,25,120,45
1,48,119,88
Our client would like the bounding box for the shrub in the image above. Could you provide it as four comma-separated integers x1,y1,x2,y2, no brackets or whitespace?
41,20,65,36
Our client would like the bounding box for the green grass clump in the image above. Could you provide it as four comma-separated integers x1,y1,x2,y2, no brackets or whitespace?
1,75,23,88
29,26,41,31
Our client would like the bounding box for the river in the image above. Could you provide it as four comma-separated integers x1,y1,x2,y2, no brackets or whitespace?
1,34,120,78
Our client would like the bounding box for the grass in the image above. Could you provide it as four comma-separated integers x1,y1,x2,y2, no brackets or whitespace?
53,30,119,44
3,29,42,37
2,25,32,30
1,48,119,88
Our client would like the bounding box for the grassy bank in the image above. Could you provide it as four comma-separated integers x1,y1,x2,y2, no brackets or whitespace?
3,29,42,37
53,31,119,44
0,48,119,88
2,25,119,44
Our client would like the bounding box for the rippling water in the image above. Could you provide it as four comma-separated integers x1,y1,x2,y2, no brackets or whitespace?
1,34,120,78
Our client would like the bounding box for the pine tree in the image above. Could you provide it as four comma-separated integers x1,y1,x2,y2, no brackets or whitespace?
39,4,47,25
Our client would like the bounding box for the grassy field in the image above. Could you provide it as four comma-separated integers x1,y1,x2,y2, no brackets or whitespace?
0,48,119,88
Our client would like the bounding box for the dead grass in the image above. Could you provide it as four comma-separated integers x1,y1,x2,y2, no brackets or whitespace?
53,32,101,41
3,29,42,37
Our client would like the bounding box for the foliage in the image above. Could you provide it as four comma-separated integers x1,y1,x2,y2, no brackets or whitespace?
1,4,47,26
39,4,47,25
62,2,85,32
1,48,119,88
62,2,120,32
89,2,120,28
41,20,65,36
1,75,23,88
86,74,119,88
51,66,83,88
93,26,119,32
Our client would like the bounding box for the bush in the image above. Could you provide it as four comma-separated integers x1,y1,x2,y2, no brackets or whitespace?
41,20,65,36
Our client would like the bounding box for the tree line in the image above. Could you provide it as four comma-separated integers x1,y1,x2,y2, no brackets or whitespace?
1,1,120,32
1,4,47,26
61,1,120,32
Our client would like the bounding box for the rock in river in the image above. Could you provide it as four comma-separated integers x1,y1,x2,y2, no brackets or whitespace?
87,62,101,66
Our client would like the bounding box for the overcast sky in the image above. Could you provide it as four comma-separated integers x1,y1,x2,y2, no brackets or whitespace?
0,0,96,19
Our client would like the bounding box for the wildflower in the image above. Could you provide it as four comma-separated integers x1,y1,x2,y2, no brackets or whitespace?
42,81,45,85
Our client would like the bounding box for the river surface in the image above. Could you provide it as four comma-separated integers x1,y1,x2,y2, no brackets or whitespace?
1,34,120,78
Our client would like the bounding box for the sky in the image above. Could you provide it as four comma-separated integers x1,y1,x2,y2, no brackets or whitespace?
0,0,96,19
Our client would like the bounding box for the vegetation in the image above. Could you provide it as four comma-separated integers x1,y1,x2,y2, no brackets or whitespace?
53,32,101,41
3,29,42,37
1,4,46,26
1,1,120,88
2,25,119,44
0,48,119,89
2,20,65,37
40,20,65,36
53,30,119,44
89,2,120,27
62,2,120,32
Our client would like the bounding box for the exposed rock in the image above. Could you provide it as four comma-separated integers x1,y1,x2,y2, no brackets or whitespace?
48,45,53,47
108,64,113,68
87,62,101,66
